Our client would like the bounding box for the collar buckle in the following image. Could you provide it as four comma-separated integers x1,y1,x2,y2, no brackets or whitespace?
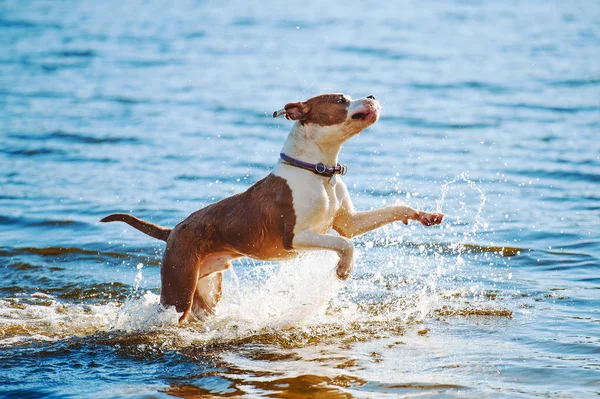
314,163,327,174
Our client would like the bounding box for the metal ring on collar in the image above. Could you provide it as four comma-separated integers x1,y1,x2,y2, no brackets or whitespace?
314,163,327,174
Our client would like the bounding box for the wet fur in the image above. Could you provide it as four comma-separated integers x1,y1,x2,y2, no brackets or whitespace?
102,174,296,322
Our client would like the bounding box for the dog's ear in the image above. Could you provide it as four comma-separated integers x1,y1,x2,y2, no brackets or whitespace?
283,101,312,121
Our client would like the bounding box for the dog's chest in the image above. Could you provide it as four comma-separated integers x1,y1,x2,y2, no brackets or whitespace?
273,165,343,234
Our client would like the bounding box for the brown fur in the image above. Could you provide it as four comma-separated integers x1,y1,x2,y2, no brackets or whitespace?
172,174,296,258
285,94,349,126
102,174,296,322
99,214,171,241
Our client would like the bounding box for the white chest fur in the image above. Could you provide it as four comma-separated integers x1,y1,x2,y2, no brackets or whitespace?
273,163,344,235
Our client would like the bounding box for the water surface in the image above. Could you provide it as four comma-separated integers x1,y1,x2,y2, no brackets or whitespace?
1,0,599,397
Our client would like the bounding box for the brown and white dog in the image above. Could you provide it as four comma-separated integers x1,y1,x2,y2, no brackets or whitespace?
101,93,443,323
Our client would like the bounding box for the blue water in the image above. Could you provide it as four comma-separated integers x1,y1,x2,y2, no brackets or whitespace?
1,0,599,397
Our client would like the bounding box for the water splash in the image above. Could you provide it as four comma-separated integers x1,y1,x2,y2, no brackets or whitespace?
359,172,503,325
0,175,511,347
133,263,144,291
203,252,343,333
436,172,489,238
0,295,119,345
111,291,179,332
90,252,345,343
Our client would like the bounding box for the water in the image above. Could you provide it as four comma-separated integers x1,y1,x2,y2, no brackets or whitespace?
1,0,599,397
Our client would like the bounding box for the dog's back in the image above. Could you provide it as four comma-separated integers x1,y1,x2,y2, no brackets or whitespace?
171,173,297,260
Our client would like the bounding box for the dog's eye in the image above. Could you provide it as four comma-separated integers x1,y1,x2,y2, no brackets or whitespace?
337,97,347,104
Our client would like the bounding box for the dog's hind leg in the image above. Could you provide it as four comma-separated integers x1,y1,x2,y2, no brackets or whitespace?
191,254,237,316
159,236,204,323
192,272,223,315
162,249,236,323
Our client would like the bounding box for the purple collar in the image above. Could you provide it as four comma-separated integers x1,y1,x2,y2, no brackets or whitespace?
280,152,348,178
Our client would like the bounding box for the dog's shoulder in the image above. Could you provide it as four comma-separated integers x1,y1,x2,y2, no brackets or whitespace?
246,173,294,202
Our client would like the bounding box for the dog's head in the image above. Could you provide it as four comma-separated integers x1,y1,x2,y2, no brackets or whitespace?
274,93,380,144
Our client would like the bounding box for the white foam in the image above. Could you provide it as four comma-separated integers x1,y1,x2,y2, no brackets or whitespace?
214,252,342,327
0,297,119,345
111,291,180,332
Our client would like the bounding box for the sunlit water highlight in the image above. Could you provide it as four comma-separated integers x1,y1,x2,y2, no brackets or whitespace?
1,0,599,397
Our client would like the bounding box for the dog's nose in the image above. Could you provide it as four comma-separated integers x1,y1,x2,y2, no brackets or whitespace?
367,95,376,100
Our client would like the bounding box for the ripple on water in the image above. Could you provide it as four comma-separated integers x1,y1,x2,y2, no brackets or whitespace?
8,130,141,145
333,45,439,62
1,0,599,396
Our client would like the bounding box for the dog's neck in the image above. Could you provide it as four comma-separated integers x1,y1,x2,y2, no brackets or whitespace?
280,122,342,166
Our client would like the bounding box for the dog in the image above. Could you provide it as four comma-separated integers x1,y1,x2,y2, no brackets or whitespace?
101,93,444,323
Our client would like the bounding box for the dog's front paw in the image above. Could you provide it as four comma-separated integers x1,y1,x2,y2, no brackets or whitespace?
399,208,444,226
335,247,354,281
336,257,354,280
416,211,444,226
331,238,354,281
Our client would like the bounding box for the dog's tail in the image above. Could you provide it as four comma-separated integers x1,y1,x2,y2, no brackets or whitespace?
100,213,171,242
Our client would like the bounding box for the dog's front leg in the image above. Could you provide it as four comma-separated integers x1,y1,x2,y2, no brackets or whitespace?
332,183,443,239
292,230,355,280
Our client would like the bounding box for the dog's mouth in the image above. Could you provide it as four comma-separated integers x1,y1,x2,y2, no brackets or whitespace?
351,109,378,122
352,112,368,120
